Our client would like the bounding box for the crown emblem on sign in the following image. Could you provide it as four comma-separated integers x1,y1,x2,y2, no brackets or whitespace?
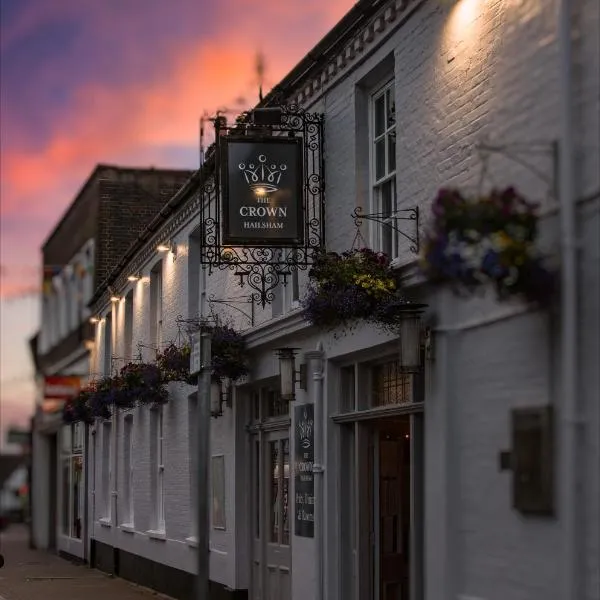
238,154,287,196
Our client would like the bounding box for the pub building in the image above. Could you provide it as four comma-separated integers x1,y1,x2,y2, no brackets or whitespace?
83,1,598,600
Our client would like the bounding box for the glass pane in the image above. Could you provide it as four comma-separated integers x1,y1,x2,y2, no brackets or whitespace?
387,133,396,173
381,180,393,215
267,389,289,418
282,438,290,545
72,456,83,539
269,441,280,543
341,366,356,412
62,460,70,535
386,87,395,129
375,139,386,181
374,94,385,137
372,361,412,407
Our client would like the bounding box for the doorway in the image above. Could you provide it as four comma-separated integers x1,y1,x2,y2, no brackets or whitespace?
249,386,292,600
251,429,291,600
372,418,411,600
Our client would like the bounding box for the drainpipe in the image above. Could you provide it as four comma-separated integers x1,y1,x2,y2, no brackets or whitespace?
558,0,582,598
305,344,325,600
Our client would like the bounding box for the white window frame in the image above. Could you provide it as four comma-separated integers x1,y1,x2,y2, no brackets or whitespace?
122,415,134,526
369,79,398,258
100,421,112,523
59,423,85,540
150,263,163,355
151,408,166,533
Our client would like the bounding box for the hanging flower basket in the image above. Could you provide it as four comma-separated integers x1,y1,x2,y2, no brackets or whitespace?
62,389,95,424
211,325,250,382
119,362,168,406
302,248,415,333
86,379,114,420
420,187,556,305
156,343,195,384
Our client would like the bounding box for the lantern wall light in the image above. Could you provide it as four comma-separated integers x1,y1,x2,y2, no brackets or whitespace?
397,304,428,372
276,348,307,402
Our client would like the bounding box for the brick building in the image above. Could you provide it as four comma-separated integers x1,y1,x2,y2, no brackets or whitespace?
82,1,598,600
30,165,193,562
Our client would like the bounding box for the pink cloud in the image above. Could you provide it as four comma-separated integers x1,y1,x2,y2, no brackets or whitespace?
0,0,354,299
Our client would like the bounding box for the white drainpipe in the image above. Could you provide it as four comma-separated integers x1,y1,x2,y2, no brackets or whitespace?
558,0,582,598
306,344,325,600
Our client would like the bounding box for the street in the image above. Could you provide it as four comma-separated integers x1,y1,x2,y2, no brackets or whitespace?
0,525,169,600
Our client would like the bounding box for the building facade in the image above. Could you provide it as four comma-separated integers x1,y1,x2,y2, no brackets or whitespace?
30,165,193,562
84,1,598,600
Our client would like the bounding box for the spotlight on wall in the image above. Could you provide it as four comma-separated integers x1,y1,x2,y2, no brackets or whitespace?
276,348,306,402
127,274,140,282
110,295,120,303
89,316,99,324
156,243,171,253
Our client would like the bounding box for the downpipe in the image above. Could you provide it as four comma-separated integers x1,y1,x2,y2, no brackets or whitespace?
306,344,325,600
558,0,583,598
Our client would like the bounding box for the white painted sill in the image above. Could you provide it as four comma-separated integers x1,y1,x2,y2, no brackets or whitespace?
99,518,112,528
146,529,167,541
185,536,198,548
120,523,135,534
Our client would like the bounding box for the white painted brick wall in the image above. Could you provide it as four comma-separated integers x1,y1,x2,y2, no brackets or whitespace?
88,1,599,598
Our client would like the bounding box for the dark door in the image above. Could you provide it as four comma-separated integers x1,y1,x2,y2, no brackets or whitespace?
377,419,410,600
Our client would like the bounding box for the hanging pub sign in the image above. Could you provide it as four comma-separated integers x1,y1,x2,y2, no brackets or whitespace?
221,137,304,246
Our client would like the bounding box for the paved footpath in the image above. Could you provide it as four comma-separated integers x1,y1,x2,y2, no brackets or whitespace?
0,525,171,600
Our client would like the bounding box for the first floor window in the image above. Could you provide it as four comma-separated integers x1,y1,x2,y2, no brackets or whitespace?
101,421,112,520
371,79,398,258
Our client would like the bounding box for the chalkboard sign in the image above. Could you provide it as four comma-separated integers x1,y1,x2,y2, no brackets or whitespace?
294,403,315,538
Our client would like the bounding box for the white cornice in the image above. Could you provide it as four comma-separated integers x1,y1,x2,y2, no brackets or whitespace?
290,0,424,108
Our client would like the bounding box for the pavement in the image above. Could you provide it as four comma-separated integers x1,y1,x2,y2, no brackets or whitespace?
0,525,170,600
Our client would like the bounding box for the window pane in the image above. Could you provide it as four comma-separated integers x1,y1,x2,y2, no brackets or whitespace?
269,441,280,543
387,133,396,173
375,139,386,181
62,460,70,535
267,389,289,418
372,361,412,407
381,180,393,215
282,438,290,546
72,456,83,539
386,87,395,129
374,94,385,137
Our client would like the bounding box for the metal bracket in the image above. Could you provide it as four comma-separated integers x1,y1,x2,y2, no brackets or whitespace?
351,206,420,254
207,294,255,327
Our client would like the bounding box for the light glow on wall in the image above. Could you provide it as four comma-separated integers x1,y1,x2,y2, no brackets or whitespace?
443,0,484,64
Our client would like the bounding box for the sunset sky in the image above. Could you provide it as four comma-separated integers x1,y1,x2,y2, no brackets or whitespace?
0,0,354,447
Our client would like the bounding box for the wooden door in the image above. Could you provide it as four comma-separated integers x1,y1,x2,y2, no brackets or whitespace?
376,420,410,600
251,430,291,600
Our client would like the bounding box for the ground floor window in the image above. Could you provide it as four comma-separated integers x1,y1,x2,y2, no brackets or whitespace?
60,423,84,539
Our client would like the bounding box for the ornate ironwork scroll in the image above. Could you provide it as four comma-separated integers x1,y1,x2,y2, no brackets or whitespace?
351,206,420,254
199,105,325,307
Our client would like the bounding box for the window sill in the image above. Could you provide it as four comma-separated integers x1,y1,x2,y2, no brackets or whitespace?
99,518,112,528
120,523,135,533
146,529,167,541
185,536,198,548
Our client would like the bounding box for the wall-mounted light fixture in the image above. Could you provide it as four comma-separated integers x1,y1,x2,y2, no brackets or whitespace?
156,242,171,253
110,295,120,303
89,316,99,324
127,274,140,282
210,377,232,418
276,348,307,402
397,304,428,372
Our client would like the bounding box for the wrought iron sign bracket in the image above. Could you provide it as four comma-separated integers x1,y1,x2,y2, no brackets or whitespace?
352,206,420,254
199,103,325,308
